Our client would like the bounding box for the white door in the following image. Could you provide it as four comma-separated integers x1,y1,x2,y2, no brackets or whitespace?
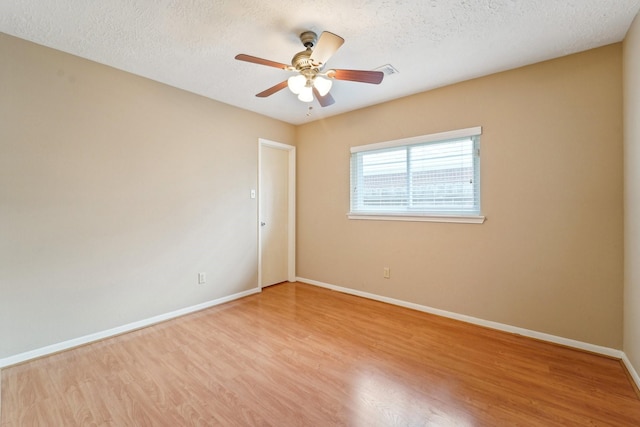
259,140,295,288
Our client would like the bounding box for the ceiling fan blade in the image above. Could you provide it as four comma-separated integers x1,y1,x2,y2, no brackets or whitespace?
313,87,335,107
329,69,384,84
256,81,289,98
235,54,291,70
310,32,344,66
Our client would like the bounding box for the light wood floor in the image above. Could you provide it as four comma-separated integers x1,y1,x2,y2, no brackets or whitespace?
2,282,640,426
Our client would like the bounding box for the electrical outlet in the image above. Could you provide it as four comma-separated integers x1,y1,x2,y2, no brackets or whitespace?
383,267,390,279
198,272,206,284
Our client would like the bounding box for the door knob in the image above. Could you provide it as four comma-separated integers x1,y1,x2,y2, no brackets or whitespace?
260,222,266,226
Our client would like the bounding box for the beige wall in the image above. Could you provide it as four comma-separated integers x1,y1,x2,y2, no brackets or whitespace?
0,33,295,358
297,45,623,348
624,13,640,372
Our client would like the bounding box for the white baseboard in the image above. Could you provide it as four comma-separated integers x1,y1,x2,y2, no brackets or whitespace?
297,277,624,359
0,287,261,368
622,352,640,393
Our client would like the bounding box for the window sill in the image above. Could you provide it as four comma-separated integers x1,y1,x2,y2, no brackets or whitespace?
347,213,486,224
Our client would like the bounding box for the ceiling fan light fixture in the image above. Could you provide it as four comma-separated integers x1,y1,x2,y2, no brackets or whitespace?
287,75,306,94
313,76,332,96
298,86,314,102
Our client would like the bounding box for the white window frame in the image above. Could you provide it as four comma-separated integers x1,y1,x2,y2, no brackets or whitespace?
348,127,485,224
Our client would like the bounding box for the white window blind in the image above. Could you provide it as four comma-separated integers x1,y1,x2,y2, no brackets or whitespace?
350,127,481,218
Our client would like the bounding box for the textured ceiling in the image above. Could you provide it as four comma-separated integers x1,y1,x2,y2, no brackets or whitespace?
1,0,639,124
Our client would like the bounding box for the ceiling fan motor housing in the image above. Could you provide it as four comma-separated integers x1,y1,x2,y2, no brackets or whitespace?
292,31,320,72
292,49,315,71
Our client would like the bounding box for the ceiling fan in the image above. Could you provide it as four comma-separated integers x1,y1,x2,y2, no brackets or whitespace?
234,31,384,107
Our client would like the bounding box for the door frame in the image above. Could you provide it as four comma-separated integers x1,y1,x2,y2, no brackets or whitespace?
258,138,296,288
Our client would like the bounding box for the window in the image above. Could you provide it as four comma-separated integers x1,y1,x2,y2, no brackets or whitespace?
349,127,484,223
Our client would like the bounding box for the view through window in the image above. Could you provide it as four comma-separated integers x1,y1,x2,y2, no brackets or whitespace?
350,127,481,219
